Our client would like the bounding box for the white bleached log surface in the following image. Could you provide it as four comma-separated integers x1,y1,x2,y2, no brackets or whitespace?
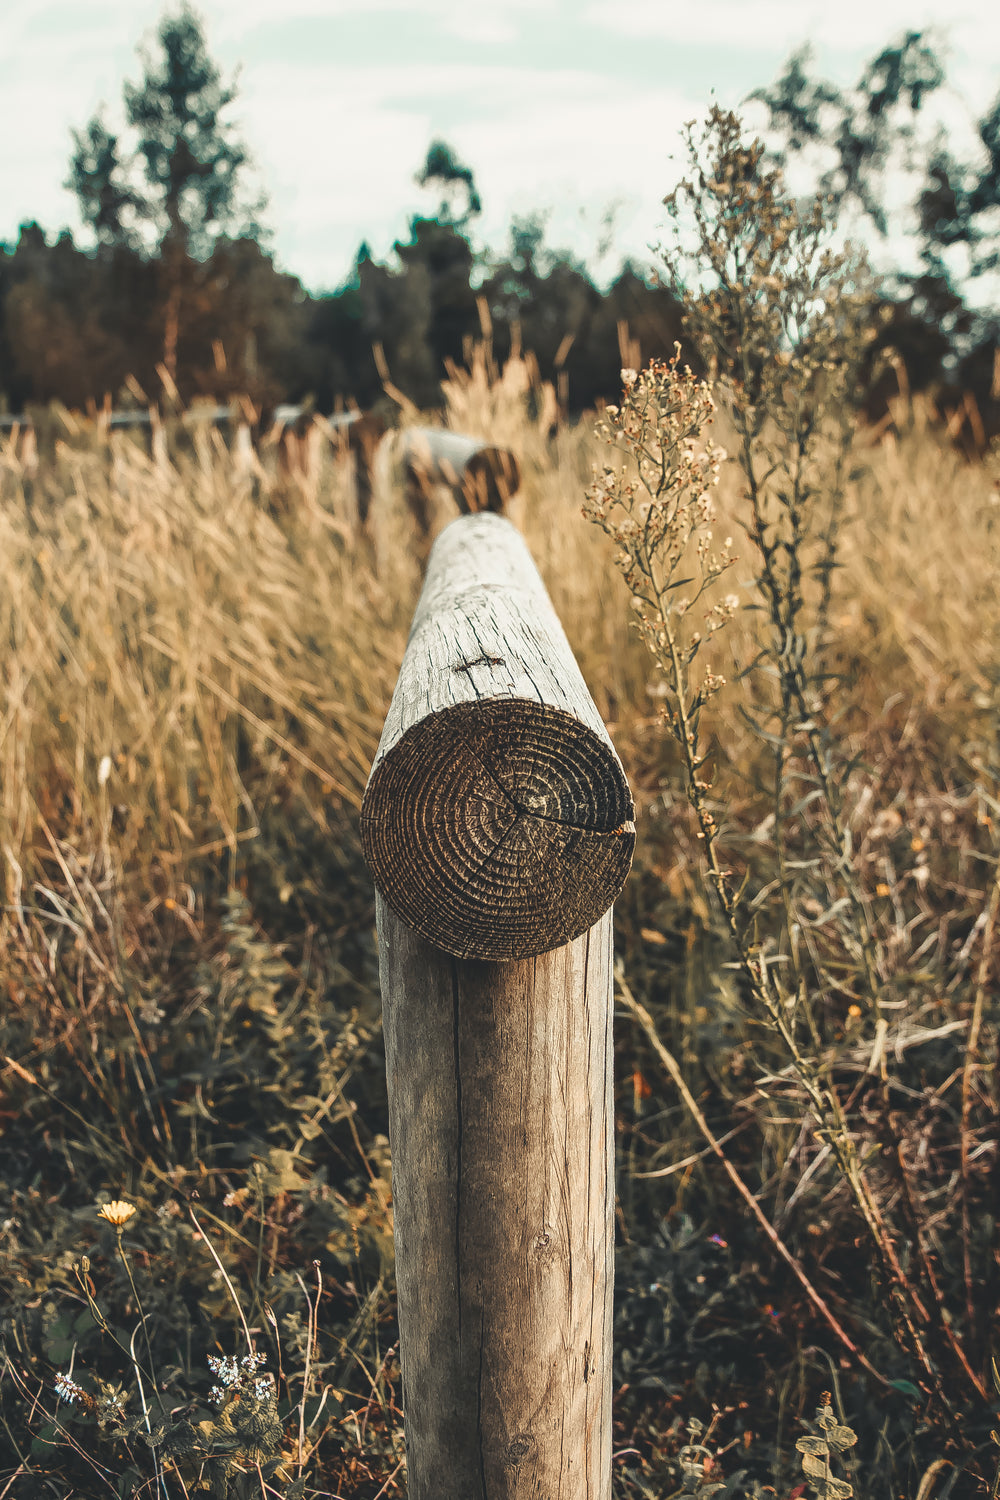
361,512,634,961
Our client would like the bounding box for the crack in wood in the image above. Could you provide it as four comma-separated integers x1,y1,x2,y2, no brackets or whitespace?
453,653,506,673
460,731,632,836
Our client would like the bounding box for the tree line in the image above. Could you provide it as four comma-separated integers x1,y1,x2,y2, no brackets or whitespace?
1,8,997,426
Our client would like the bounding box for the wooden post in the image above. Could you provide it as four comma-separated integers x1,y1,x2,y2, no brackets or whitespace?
324,409,388,529
377,896,614,1500
363,512,632,1499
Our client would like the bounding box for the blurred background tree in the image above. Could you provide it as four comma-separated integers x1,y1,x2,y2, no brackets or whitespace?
116,2,265,381
394,140,482,402
66,113,143,252
752,30,1000,424
0,19,997,429
45,1,289,405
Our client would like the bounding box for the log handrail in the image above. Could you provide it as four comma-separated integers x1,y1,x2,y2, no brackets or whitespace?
361,512,634,961
402,427,522,515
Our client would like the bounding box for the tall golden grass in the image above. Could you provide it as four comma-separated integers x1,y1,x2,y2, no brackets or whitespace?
2,344,999,1496
0,357,996,927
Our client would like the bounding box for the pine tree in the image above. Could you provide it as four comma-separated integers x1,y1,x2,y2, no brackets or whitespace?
414,140,482,230
122,4,264,261
66,113,141,250
67,3,266,382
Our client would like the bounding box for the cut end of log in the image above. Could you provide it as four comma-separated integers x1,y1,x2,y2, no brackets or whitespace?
361,698,635,961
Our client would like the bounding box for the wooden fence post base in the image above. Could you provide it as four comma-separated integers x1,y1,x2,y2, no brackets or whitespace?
377,892,615,1500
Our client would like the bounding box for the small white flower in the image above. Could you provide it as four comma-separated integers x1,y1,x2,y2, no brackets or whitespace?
208,1353,244,1388
55,1372,85,1404
97,755,113,787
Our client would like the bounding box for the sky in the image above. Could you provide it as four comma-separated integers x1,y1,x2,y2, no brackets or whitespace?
3,0,999,296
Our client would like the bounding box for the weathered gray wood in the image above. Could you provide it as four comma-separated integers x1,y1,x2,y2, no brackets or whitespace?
377,892,614,1500
361,513,635,960
403,428,522,516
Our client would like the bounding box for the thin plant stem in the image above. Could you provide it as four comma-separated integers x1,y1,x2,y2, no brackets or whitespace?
186,1201,253,1353
617,975,890,1389
116,1230,167,1417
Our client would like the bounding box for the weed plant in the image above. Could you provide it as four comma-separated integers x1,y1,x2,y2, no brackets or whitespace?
590,109,999,1496
1,110,998,1498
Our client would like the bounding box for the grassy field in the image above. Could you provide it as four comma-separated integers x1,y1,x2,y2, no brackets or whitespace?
1,119,999,1500
0,349,997,1498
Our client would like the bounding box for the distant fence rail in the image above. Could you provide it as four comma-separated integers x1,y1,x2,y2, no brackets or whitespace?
361,511,634,1497
0,406,523,532
0,402,369,438
401,427,521,519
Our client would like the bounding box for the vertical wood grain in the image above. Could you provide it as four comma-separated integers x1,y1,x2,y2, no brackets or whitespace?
377,892,615,1500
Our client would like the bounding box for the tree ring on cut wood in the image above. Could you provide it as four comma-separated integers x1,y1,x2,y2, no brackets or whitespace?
362,512,635,962
362,695,634,961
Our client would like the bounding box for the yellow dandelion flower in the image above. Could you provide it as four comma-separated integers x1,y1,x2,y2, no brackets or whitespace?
98,1201,136,1228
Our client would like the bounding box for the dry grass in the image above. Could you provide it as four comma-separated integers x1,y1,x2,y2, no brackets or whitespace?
0,423,396,912
1,349,998,1497
0,356,650,926
6,360,992,916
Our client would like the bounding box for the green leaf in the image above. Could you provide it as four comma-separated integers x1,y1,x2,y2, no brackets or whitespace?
73,1307,99,1335
889,1379,921,1399
30,1422,60,1457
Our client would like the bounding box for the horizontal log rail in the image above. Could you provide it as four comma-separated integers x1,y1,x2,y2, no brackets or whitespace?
0,405,239,432
361,512,634,962
402,426,522,515
0,402,378,437
0,412,518,525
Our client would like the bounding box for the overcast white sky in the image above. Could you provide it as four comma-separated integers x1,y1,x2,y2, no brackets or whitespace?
3,0,999,294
